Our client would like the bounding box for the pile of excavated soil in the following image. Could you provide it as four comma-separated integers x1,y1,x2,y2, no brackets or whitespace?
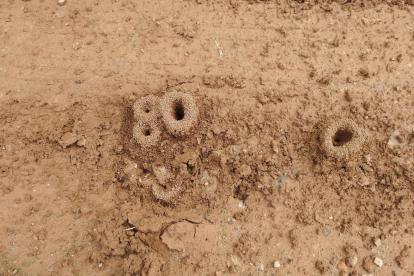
1,0,413,275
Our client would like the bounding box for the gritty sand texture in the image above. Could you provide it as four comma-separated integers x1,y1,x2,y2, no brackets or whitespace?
1,0,414,276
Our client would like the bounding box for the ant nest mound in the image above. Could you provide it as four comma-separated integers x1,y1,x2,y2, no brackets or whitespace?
151,181,181,202
133,95,160,123
132,121,161,147
159,91,198,136
139,166,181,202
320,118,365,159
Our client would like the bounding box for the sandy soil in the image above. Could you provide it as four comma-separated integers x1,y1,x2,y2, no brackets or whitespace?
1,0,414,275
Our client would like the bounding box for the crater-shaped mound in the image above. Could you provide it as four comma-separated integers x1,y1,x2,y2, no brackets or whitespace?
320,118,365,159
159,92,198,136
132,121,161,147
133,95,160,123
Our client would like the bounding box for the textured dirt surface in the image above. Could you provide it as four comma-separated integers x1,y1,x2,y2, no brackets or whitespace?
1,0,414,275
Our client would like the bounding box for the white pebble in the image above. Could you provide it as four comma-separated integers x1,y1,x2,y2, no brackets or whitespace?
57,0,66,5
374,257,383,267
273,261,281,268
98,263,103,268
350,255,358,267
374,238,381,247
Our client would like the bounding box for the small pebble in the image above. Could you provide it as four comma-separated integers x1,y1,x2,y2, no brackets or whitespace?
350,255,358,267
57,0,66,5
374,238,381,247
273,261,281,268
374,257,383,267
337,261,348,272
98,263,103,268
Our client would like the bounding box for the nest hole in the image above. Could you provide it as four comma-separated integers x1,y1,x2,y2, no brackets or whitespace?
172,101,185,121
144,107,151,113
143,128,152,136
332,129,353,146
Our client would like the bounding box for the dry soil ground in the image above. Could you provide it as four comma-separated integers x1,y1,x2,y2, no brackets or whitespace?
1,0,414,275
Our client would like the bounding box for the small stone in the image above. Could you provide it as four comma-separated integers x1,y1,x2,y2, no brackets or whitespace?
361,17,369,25
374,257,383,267
321,227,332,237
282,251,291,260
337,261,348,272
12,270,18,275
77,138,86,147
59,132,78,148
362,274,373,276
350,255,358,267
215,272,223,276
344,90,353,102
273,261,281,268
197,260,205,268
258,94,269,104
98,263,103,268
271,140,279,153
400,245,410,257
57,0,66,5
374,238,381,247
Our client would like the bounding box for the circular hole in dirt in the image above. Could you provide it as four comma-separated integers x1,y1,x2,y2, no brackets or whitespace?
172,101,185,121
143,128,151,136
332,129,353,146
144,107,151,113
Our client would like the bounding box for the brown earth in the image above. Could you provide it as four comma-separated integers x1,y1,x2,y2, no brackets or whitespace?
1,0,414,275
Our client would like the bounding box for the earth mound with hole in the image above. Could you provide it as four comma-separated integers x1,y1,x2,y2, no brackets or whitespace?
1,1,414,276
